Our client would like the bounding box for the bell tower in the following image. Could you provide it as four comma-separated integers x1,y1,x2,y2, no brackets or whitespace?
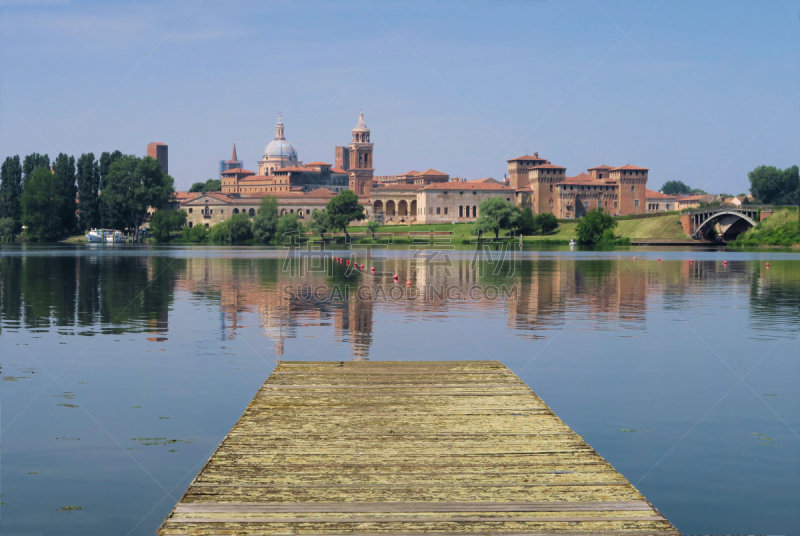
348,112,373,198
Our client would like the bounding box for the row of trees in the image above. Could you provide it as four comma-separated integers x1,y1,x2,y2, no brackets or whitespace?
659,180,706,195
473,198,558,239
188,178,221,193
0,151,174,242
748,165,799,205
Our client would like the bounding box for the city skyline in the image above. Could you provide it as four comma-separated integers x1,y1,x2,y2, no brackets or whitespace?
1,1,797,193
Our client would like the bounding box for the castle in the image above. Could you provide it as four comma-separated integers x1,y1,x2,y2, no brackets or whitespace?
508,153,648,218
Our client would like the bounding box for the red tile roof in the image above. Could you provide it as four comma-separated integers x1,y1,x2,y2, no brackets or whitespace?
588,165,612,170
400,170,420,176
419,168,448,176
646,189,676,199
305,161,331,166
610,164,648,171
220,167,254,175
561,173,602,185
330,167,348,174
507,154,549,162
173,191,200,201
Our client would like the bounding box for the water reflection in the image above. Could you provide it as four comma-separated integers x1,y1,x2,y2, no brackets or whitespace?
0,255,184,335
2,252,798,355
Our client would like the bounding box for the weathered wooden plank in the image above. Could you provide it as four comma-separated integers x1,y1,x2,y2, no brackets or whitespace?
159,361,680,535
174,500,654,513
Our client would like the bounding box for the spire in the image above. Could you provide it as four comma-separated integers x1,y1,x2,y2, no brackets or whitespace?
231,143,238,162
354,111,368,131
276,113,285,139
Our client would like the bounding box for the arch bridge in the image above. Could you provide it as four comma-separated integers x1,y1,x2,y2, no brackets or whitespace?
681,205,771,241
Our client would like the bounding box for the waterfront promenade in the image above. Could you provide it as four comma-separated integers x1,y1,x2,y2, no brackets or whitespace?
159,360,678,534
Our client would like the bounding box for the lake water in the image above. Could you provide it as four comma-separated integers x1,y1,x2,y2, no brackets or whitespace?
0,245,798,535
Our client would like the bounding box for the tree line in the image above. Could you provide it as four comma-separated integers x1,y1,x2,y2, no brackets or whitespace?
0,151,174,242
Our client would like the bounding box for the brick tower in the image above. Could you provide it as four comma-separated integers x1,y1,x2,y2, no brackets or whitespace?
610,165,648,215
348,112,373,198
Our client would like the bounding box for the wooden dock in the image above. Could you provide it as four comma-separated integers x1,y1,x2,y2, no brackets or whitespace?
159,361,679,535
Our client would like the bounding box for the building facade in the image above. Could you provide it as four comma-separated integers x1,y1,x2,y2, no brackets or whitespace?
508,154,648,218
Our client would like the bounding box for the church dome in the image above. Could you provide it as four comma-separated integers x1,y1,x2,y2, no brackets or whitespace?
264,138,296,158
263,114,298,159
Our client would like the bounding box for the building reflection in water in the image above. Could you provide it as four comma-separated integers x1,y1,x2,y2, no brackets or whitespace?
1,253,798,356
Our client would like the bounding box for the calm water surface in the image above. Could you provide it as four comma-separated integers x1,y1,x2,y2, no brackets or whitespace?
0,246,798,535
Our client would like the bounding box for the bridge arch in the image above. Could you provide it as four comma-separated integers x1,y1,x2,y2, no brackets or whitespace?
693,210,757,240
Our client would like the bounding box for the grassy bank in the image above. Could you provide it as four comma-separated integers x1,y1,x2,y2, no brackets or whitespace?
349,212,688,242
729,207,800,247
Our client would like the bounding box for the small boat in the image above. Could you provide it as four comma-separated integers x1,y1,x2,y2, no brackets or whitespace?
85,229,124,244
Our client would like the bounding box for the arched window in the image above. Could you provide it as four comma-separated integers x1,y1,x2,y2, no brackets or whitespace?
233,208,239,214
472,205,477,217
248,208,255,217
459,205,463,218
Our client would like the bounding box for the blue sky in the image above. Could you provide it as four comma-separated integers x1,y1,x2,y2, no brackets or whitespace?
1,0,797,192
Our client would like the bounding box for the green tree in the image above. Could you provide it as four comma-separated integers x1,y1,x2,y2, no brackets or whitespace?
0,217,15,242
0,155,23,232
181,224,208,243
208,220,230,244
22,167,66,241
252,195,279,244
76,153,101,230
98,150,123,226
101,155,175,239
307,209,330,240
209,213,253,244
326,190,365,240
22,153,49,182
188,178,222,193
473,197,518,238
535,212,558,234
748,165,799,204
53,153,77,233
660,180,692,195
516,207,537,235
150,209,187,242
275,212,303,242
575,208,616,245
365,220,380,239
